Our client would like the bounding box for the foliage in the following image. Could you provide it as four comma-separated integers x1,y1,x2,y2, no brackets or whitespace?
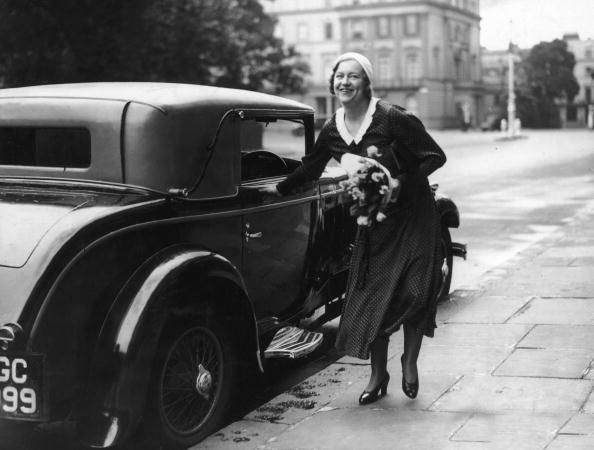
513,94,561,129
0,0,308,93
524,39,580,102
507,39,580,128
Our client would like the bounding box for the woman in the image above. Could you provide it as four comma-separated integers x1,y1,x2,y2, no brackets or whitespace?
269,52,446,405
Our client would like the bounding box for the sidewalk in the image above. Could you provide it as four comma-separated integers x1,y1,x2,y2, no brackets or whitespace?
197,200,594,450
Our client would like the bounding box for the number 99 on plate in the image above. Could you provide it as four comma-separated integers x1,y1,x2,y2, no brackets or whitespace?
0,355,42,419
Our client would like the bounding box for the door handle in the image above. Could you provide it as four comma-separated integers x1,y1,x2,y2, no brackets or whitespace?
244,223,262,242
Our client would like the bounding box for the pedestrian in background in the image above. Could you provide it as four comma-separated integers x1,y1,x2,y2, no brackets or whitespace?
266,52,446,404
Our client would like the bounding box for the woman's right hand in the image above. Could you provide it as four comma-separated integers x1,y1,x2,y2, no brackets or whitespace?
260,185,282,197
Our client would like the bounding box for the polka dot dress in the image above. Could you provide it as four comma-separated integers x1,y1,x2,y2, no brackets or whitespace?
277,100,447,360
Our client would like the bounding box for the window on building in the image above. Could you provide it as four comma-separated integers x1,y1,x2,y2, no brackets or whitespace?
352,19,364,39
377,17,390,38
586,47,593,60
377,53,392,85
404,52,420,82
323,53,338,79
325,22,333,39
405,15,419,36
454,54,462,80
297,23,309,41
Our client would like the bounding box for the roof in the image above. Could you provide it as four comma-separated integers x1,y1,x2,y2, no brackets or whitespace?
0,82,313,115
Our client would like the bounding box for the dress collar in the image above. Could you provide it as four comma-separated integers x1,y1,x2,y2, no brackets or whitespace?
336,97,379,146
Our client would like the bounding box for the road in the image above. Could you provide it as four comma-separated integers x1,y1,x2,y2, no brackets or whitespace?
432,129,594,292
2,129,593,449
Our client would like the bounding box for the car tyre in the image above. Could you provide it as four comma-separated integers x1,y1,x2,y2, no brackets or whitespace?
145,315,239,449
437,225,453,302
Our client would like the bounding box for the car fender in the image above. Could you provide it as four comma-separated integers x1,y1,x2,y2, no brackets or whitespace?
76,244,259,448
436,195,460,228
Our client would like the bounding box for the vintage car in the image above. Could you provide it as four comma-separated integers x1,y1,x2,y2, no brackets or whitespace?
0,83,465,449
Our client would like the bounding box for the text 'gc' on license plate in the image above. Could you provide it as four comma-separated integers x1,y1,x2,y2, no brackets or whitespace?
0,354,44,420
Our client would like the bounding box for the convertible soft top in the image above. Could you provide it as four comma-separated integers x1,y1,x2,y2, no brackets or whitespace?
0,82,312,114
0,83,313,196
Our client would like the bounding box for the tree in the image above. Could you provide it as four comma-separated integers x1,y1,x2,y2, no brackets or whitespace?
517,39,580,128
0,0,307,93
525,39,579,101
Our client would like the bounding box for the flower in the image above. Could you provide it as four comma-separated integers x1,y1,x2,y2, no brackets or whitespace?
366,145,382,158
339,155,394,227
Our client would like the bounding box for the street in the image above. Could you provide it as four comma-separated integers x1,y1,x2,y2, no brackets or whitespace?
433,129,594,292
2,128,593,449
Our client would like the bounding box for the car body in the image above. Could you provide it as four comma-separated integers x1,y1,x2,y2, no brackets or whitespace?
0,83,463,449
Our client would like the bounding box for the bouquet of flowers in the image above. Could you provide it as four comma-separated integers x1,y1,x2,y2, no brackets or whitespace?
340,146,398,226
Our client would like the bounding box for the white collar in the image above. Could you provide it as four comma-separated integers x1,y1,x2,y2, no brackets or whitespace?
336,97,379,145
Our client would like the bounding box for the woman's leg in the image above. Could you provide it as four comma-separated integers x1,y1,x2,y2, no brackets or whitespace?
364,334,390,391
402,324,423,383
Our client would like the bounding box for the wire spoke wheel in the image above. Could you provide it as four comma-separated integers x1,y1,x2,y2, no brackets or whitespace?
151,321,237,447
160,326,221,435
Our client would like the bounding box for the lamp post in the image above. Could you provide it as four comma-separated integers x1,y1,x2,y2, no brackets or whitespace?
507,41,516,137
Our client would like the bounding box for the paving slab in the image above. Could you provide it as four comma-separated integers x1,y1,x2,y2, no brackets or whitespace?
450,413,567,450
494,348,593,379
560,413,594,434
419,345,510,376
570,256,594,266
507,298,594,325
487,268,594,297
199,421,289,450
330,371,460,411
441,296,532,324
424,323,532,348
245,360,371,425
584,391,594,414
263,409,469,450
518,324,594,350
430,375,591,414
547,435,594,450
538,245,594,259
435,289,483,322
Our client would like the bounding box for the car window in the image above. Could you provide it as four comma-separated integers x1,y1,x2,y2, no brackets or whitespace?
240,118,304,181
0,127,91,168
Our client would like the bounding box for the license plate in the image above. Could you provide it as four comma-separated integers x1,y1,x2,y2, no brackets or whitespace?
0,353,44,420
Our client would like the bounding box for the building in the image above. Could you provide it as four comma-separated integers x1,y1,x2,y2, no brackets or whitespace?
261,0,484,129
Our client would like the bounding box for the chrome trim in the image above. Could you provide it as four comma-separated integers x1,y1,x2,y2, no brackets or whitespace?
0,323,22,350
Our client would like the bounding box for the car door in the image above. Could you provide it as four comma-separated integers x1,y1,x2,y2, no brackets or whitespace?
239,116,318,318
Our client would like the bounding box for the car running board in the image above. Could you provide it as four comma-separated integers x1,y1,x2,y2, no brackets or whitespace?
264,326,323,359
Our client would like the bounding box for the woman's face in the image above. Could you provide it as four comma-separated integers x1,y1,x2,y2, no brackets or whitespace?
333,59,368,107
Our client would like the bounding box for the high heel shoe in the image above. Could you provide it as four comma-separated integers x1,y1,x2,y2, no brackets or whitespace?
401,354,419,399
358,373,390,405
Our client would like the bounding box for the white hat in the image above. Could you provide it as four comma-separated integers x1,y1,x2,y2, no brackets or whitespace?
334,52,374,84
